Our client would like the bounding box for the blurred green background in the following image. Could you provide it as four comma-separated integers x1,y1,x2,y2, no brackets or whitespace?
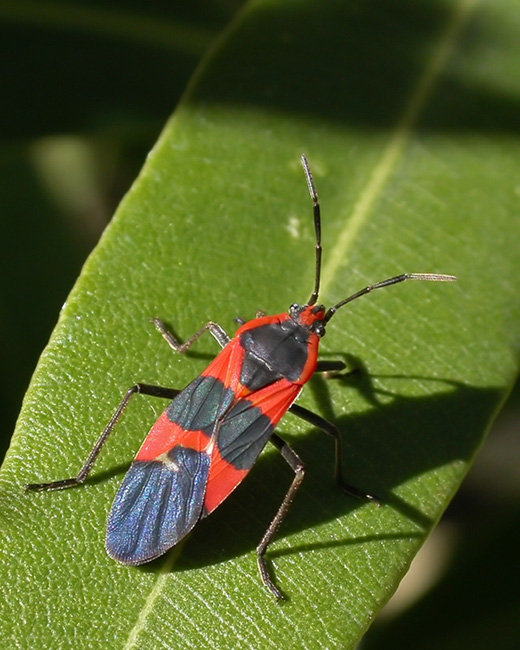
0,0,240,457
1,1,518,648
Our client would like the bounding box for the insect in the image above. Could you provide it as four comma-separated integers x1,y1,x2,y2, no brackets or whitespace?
27,156,455,600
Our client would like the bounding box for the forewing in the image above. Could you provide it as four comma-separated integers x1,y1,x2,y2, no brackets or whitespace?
106,344,239,565
204,379,302,514
106,446,211,564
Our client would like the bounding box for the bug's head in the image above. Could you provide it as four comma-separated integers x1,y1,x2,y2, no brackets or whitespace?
289,302,327,337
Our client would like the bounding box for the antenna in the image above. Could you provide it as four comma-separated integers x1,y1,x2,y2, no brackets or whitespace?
300,155,456,318
324,273,456,322
301,155,322,306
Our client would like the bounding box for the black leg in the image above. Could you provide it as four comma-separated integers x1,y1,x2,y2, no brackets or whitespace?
289,403,379,503
27,317,230,492
315,360,346,373
257,432,305,601
26,383,180,492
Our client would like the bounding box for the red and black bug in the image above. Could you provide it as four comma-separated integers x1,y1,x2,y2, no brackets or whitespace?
27,156,455,600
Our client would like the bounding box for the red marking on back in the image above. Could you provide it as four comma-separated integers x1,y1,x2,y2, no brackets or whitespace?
136,340,243,462
248,378,302,424
136,412,209,461
235,312,291,334
204,448,248,514
299,330,320,384
201,336,247,396
204,378,302,515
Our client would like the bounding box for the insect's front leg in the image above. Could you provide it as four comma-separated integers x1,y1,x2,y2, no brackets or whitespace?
152,318,231,352
26,384,180,492
315,360,346,373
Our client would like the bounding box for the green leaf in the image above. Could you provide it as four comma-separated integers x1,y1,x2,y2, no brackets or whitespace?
2,0,520,648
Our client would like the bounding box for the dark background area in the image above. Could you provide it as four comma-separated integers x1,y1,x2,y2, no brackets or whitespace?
0,0,241,454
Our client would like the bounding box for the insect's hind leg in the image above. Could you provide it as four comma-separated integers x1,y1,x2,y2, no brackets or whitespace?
289,403,379,504
26,383,180,493
152,318,231,352
257,432,305,601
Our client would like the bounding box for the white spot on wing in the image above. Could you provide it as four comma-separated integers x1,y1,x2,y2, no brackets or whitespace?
157,453,179,472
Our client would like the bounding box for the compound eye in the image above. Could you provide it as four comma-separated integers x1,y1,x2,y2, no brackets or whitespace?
289,303,301,319
314,322,326,337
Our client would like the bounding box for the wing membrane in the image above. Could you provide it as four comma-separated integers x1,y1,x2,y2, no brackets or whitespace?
106,445,211,564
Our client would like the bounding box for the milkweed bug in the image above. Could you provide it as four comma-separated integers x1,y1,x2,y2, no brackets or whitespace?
27,156,456,600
